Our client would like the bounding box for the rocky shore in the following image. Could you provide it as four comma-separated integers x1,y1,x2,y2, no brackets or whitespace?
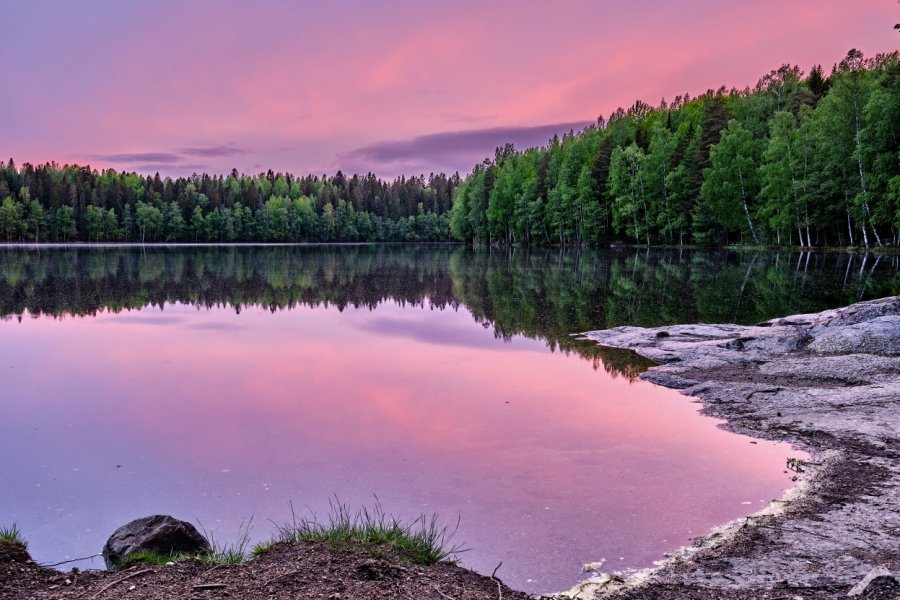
565,295,900,599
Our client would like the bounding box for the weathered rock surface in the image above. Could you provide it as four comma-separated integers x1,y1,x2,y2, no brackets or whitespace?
847,566,900,598
567,296,900,599
102,515,211,570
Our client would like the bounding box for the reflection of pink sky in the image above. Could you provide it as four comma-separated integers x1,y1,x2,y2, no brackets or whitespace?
0,302,802,593
2,1,896,177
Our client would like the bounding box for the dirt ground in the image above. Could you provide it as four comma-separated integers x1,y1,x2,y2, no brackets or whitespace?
0,540,530,600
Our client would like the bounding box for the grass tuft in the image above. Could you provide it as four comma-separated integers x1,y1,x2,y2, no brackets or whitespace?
120,518,255,568
272,497,467,566
0,524,27,548
252,539,276,557
198,517,254,565
120,550,185,567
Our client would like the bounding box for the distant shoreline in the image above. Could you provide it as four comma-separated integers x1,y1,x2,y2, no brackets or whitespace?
0,241,898,255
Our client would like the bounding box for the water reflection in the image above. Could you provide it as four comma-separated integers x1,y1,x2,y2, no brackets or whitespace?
0,245,891,593
1,246,896,376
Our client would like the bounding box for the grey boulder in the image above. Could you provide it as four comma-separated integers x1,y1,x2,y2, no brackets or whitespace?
102,515,210,569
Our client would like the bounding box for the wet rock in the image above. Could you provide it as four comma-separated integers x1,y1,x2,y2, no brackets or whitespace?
102,515,211,570
808,316,900,355
847,566,900,598
762,296,900,329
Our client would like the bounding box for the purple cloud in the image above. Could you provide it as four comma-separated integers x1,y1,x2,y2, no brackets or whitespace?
178,145,251,158
92,152,182,163
338,121,591,175
129,163,210,175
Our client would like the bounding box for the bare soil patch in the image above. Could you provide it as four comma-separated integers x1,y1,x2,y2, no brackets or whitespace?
0,540,529,600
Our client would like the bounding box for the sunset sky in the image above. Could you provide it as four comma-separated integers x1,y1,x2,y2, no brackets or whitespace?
2,0,896,179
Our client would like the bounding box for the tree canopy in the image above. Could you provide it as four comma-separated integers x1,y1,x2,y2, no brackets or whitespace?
449,49,900,248
3,49,898,248
0,165,458,243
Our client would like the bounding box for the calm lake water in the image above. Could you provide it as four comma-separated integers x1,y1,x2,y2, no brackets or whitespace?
1,246,896,593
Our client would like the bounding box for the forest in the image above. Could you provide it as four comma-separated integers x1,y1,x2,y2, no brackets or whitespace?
1,49,897,248
450,49,900,248
0,165,457,243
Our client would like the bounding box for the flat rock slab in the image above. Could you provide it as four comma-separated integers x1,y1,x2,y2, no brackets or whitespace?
568,296,900,599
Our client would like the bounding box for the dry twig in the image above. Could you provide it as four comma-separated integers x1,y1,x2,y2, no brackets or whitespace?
39,553,101,567
90,568,151,599
193,583,228,590
490,562,503,600
262,569,305,587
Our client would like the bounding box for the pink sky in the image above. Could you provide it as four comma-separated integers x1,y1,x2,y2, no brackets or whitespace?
1,0,897,178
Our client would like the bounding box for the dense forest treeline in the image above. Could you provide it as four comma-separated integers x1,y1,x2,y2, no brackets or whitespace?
1,246,897,377
1,49,897,248
451,49,900,248
0,163,458,243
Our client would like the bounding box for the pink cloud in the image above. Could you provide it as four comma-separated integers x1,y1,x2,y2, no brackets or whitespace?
1,1,895,177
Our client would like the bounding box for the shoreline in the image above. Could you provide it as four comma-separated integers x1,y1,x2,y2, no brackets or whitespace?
2,296,898,599
568,295,900,599
0,242,898,255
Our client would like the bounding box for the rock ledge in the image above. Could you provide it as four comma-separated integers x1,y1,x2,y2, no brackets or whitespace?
566,296,900,599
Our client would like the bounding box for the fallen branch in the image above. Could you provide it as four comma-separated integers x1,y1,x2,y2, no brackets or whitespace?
490,562,503,600
201,563,231,576
91,568,151,599
262,569,305,588
193,583,227,590
40,553,101,567
429,584,455,600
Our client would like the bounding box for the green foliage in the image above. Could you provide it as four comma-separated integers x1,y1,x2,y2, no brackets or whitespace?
120,519,254,567
199,518,254,565
609,143,650,244
701,120,763,243
1,50,897,248
0,164,458,243
272,499,466,566
448,50,900,248
0,523,27,548
119,550,186,567
252,540,276,557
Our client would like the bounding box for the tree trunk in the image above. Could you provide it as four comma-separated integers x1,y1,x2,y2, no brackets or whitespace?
736,159,759,244
854,99,882,246
846,210,854,246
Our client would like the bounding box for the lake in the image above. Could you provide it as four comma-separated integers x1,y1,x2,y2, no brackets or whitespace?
0,245,896,593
